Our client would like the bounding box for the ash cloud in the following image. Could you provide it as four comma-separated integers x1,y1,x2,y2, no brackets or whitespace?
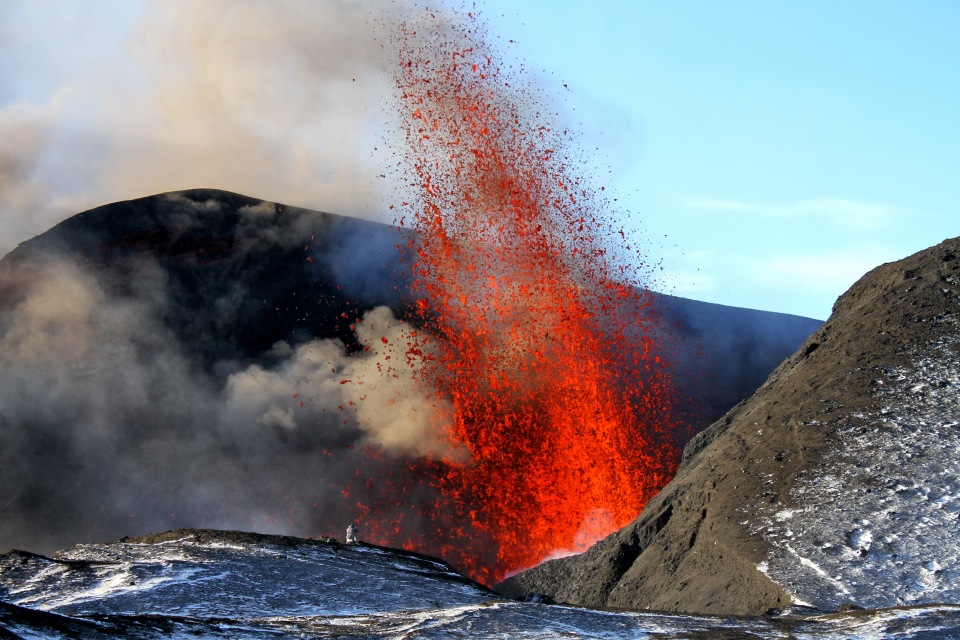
0,191,448,554
0,0,414,255
0,256,219,550
0,104,68,250
221,305,460,461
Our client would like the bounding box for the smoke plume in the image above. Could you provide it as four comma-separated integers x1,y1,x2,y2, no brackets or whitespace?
0,0,413,255
221,305,459,461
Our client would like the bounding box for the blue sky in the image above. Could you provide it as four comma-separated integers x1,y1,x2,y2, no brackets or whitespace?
1,1,956,319
479,1,959,318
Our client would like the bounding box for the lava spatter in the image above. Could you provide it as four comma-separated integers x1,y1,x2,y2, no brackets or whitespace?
359,10,680,584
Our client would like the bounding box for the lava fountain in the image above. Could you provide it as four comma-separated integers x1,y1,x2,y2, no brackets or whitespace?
359,11,680,585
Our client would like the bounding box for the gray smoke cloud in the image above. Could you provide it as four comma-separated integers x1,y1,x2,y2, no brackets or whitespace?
0,189,461,555
220,305,459,460
0,0,413,255
0,256,452,553
0,255,217,550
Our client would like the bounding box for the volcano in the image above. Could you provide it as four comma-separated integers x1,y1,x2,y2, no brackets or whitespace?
498,236,960,616
3,194,960,636
0,189,819,580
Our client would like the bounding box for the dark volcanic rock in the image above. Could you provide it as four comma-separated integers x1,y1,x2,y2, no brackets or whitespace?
497,237,960,616
0,188,409,365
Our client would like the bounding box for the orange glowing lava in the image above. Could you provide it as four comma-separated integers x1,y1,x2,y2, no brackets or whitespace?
359,11,680,585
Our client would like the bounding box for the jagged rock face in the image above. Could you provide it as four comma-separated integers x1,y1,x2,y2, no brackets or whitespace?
0,189,819,558
497,237,960,616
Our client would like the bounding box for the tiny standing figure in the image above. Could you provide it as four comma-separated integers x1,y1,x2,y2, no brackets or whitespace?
345,523,358,544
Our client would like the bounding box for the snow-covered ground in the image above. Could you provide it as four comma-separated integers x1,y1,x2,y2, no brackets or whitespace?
4,595,960,639
0,533,491,618
752,328,960,611
4,530,960,637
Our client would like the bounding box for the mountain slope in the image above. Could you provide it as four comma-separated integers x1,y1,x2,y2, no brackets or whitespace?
498,236,960,615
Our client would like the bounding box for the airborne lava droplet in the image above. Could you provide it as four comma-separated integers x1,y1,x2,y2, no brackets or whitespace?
362,9,680,585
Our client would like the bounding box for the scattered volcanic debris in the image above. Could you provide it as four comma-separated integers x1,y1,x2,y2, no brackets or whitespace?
361,10,681,583
748,325,960,610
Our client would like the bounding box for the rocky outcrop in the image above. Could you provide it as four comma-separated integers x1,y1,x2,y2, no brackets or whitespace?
498,237,960,615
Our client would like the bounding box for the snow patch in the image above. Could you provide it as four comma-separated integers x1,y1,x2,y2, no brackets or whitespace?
749,331,960,610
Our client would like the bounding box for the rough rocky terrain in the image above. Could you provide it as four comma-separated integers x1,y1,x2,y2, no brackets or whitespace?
498,236,960,616
4,529,960,639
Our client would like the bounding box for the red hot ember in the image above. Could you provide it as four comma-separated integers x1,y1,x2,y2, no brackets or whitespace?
359,11,681,585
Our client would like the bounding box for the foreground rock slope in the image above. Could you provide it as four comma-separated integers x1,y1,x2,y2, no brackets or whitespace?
498,236,960,616
4,529,960,639
0,529,493,618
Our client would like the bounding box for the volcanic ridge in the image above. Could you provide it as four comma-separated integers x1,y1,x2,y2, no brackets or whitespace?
497,236,960,618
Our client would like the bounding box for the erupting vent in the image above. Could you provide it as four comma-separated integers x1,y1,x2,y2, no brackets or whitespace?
354,12,680,585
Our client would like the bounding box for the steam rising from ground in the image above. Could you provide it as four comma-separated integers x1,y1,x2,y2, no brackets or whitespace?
0,0,411,254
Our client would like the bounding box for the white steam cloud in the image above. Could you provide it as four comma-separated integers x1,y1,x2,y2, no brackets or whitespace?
0,0,411,255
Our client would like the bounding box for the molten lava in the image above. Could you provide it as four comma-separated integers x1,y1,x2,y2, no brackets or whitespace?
357,11,680,585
